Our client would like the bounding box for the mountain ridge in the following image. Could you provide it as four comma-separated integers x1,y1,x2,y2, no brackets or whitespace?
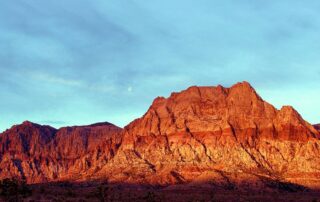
0,81,319,191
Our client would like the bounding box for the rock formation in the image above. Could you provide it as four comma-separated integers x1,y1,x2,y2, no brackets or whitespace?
0,81,320,190
0,121,122,183
99,82,320,189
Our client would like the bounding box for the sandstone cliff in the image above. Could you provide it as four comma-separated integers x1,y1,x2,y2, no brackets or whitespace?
0,122,122,183
99,82,320,189
1,82,320,191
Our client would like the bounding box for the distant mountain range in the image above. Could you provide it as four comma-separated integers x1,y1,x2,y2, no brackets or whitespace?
1,81,320,192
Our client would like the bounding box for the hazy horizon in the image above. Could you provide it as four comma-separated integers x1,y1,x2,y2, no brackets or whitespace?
1,1,320,132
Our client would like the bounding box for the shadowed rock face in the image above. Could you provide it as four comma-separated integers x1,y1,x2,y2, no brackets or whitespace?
314,124,320,131
0,82,320,190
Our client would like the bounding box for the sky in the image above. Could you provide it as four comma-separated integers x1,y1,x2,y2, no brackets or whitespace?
0,0,320,132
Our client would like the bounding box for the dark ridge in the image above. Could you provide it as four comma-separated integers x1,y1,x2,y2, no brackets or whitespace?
61,122,122,129
86,122,119,127
19,120,57,129
19,121,42,128
314,124,320,131
0,121,57,134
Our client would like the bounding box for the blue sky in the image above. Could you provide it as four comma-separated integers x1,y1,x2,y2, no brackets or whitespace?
0,0,320,131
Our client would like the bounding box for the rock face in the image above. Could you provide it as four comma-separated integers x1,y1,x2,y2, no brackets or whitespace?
0,81,320,190
314,124,320,132
0,122,122,183
100,82,320,189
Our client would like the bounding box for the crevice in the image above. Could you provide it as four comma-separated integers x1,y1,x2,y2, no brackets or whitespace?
165,106,178,130
13,159,26,178
133,150,156,173
269,146,288,163
153,109,162,136
214,169,236,190
164,134,172,153
184,120,213,162
228,122,274,177
170,171,186,184
227,121,238,142
241,144,274,176
253,148,275,172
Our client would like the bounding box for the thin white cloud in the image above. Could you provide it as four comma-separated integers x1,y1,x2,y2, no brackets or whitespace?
30,72,115,93
31,72,82,87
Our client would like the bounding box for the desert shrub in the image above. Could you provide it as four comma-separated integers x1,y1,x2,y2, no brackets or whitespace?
209,190,215,202
0,178,32,201
65,188,76,197
39,186,46,194
144,191,156,202
93,184,108,202
57,181,73,188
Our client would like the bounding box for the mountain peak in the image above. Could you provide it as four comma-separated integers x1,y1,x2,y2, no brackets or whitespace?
231,80,253,88
1,81,320,192
128,82,316,142
228,81,262,101
22,120,37,126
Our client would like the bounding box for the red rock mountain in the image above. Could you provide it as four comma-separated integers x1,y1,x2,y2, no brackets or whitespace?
1,82,320,190
0,121,122,183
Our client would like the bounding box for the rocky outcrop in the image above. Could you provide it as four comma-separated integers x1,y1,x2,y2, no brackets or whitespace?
99,82,320,189
314,124,320,132
0,122,122,183
0,81,320,190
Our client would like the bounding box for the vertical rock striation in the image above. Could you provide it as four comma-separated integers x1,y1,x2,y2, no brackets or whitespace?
0,81,319,190
0,122,122,183
102,82,320,188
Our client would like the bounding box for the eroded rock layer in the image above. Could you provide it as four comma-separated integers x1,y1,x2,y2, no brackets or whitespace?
0,82,319,190
99,82,320,189
0,122,122,183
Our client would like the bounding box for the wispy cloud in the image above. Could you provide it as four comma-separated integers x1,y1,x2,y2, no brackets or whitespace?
31,72,83,87
0,0,320,131
30,72,115,93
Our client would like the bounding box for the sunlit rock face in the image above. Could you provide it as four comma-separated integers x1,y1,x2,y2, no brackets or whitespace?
101,82,320,188
0,122,122,183
0,81,320,190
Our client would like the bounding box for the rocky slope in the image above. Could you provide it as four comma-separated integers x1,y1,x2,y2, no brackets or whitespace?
0,81,320,191
0,121,122,183
98,82,320,189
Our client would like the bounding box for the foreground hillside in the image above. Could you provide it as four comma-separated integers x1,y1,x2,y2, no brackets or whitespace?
0,81,320,201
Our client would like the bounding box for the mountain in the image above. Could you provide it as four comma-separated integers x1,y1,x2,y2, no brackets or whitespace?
314,124,320,131
0,121,122,183
0,81,319,191
99,81,320,189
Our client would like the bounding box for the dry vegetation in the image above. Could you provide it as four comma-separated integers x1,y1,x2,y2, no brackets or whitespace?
1,181,319,202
